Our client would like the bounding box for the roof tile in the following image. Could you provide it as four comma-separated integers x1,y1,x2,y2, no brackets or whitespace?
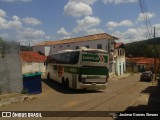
34,33,118,46
127,57,159,64
20,51,47,62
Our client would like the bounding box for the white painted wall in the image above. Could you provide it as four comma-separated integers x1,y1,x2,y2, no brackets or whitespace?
21,61,46,74
45,46,51,56
49,39,114,54
115,57,126,76
33,39,115,55
114,48,126,76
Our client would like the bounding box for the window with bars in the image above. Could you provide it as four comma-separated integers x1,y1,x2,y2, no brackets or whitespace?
85,45,89,48
97,44,102,49
75,46,79,49
67,45,70,47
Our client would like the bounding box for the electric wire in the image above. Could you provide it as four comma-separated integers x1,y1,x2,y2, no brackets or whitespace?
138,0,153,39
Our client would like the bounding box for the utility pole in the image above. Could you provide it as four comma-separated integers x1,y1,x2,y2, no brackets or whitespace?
153,26,157,83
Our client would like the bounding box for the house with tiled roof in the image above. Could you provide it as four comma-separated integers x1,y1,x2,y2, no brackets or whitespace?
33,33,118,55
126,57,159,72
33,33,118,75
20,51,47,75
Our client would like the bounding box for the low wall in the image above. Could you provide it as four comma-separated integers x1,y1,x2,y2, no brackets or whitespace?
0,41,23,93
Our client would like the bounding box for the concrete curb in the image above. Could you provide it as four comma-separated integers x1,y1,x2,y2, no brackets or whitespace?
117,73,134,80
0,94,41,107
0,82,48,107
109,73,135,81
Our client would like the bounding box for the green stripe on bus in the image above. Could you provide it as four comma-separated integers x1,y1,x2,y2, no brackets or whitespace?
65,66,79,74
53,65,108,75
80,67,108,75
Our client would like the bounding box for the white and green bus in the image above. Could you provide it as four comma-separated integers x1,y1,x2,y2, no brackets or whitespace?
46,47,109,90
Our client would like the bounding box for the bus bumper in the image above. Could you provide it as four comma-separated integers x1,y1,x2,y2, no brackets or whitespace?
80,83,107,90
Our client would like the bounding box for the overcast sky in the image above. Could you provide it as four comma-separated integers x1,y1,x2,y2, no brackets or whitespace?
0,0,160,45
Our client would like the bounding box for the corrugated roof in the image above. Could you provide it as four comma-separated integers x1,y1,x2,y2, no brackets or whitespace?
20,51,47,62
34,33,118,46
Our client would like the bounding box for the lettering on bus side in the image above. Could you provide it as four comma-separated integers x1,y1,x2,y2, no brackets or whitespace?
64,66,79,74
69,68,77,73
82,54,108,63
82,54,99,62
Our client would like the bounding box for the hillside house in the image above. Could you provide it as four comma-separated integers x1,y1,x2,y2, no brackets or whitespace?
126,57,160,72
20,51,47,75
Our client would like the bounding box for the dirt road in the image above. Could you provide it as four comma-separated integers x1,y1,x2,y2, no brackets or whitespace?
0,74,154,120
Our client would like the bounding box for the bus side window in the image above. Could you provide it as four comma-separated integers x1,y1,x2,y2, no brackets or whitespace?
62,53,70,64
70,52,79,64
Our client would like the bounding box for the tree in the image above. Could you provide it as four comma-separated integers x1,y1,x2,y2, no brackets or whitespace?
125,38,160,58
0,37,4,43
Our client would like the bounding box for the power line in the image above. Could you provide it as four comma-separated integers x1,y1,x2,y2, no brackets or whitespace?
143,0,153,36
138,0,153,38
139,0,157,83
139,0,150,36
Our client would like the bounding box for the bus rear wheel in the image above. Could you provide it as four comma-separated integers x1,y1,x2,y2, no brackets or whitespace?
47,73,50,80
65,79,69,89
62,77,65,88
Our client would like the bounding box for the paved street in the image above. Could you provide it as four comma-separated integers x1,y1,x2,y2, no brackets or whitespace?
0,73,156,120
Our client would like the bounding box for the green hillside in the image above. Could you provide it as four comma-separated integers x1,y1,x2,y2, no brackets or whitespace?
125,37,160,57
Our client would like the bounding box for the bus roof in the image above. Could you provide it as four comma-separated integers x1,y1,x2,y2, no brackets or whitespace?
81,48,108,53
49,47,108,56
